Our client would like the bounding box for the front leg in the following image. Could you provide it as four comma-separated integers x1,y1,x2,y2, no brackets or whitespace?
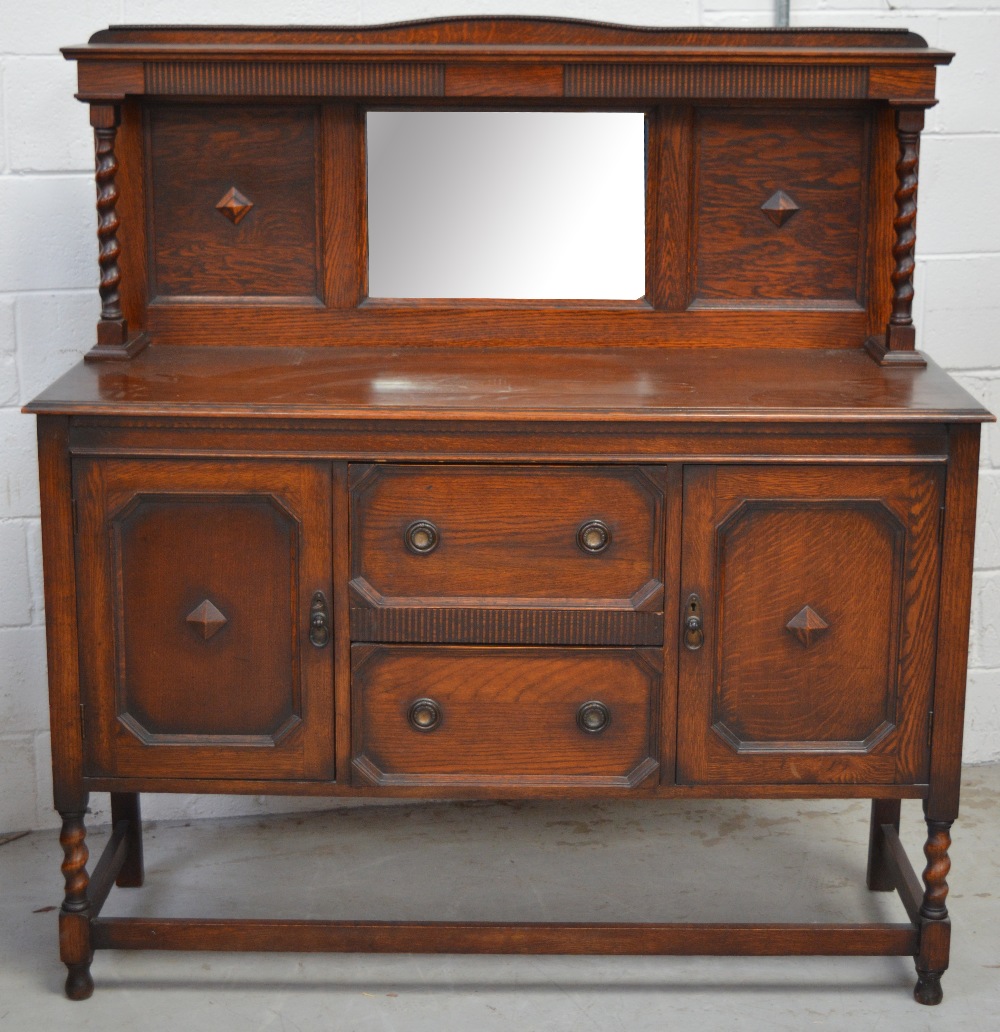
59,808,93,1000
914,817,952,1005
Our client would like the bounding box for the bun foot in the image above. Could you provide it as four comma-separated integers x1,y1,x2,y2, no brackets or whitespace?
65,962,94,1001
914,971,943,1006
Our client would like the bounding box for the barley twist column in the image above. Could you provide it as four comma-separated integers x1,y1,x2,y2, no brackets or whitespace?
914,818,953,1005
59,808,94,999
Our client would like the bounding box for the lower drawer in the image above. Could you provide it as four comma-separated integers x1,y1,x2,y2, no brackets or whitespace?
351,645,661,789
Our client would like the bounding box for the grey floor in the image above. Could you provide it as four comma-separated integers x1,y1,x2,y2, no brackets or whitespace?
2,767,999,1032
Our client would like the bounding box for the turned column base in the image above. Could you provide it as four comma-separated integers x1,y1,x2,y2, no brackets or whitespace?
864,335,927,367
64,961,95,1001
914,970,944,1006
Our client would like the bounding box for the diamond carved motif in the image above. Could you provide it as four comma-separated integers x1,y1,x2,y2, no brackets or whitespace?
761,189,800,227
785,605,829,648
186,599,228,640
215,186,253,225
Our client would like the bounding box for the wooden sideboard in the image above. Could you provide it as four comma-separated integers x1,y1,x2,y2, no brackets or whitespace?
25,18,993,1004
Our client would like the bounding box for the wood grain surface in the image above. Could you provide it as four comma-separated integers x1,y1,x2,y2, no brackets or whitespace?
350,463,663,607
31,17,983,1002
148,105,320,299
24,345,991,423
351,644,660,787
72,457,335,781
678,464,942,786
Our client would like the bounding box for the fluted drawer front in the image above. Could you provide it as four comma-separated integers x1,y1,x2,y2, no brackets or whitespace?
349,464,665,645
351,645,661,788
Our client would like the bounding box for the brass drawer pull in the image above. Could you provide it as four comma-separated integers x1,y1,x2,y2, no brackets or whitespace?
577,700,611,734
309,591,330,648
684,593,704,651
405,520,439,555
577,520,611,554
408,698,441,731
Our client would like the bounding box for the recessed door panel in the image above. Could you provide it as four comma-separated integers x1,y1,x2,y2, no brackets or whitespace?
677,465,942,785
74,458,334,781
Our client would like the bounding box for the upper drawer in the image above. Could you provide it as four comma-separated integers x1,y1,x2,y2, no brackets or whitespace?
349,464,665,645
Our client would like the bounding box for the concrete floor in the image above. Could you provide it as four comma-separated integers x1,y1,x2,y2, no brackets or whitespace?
2,767,998,1032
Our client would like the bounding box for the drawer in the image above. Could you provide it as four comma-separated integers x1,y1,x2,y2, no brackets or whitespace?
351,645,661,788
349,464,665,645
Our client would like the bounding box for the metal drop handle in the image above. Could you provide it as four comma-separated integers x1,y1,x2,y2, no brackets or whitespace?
309,591,330,648
684,594,704,651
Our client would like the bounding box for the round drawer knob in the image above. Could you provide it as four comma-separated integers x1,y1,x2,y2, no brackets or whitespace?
408,698,441,731
405,520,439,555
577,700,611,734
577,520,611,554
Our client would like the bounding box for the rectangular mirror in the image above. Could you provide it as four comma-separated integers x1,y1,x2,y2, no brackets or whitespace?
366,111,646,300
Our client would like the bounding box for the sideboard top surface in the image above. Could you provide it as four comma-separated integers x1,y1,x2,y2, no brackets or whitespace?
24,346,992,423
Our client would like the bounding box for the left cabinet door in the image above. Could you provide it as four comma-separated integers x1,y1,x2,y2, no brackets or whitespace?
73,458,335,781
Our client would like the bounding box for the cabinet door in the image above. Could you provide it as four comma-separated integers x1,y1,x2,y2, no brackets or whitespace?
74,458,334,781
677,465,942,785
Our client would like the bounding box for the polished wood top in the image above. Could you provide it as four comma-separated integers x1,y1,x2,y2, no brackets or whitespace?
73,20,941,58
24,346,992,424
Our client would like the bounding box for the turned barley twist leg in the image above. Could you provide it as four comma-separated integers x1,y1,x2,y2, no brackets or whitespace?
59,810,94,1000
914,818,952,1006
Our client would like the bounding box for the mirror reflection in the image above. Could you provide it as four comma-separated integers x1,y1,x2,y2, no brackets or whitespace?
366,111,645,300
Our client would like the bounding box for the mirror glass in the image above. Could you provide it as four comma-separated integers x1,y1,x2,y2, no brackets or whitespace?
366,111,645,299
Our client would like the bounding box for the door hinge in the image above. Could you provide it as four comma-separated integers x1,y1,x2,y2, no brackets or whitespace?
71,495,78,532
938,505,946,545
927,709,934,747
79,702,86,741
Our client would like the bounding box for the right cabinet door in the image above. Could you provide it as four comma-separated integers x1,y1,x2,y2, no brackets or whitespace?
677,465,942,786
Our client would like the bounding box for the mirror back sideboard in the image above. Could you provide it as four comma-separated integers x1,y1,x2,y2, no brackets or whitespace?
24,18,992,1006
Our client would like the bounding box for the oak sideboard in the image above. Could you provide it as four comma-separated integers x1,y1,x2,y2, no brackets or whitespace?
24,18,993,1004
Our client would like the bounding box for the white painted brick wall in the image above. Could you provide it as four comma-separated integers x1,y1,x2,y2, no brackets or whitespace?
1,0,998,832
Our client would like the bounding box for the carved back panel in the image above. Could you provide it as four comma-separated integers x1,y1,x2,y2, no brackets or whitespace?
61,20,951,359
